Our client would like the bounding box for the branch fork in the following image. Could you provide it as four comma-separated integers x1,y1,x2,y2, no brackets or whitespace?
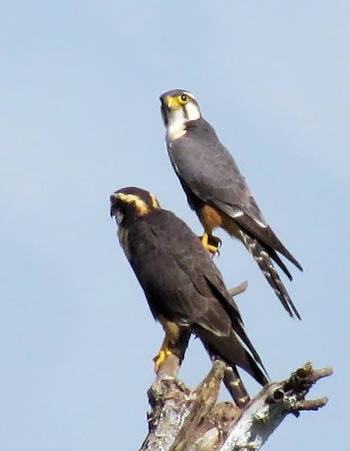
140,361,333,451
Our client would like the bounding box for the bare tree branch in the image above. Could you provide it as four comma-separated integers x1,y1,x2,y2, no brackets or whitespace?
139,361,333,451
228,281,248,298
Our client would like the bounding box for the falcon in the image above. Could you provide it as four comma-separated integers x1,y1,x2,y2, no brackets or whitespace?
110,186,268,407
160,89,303,319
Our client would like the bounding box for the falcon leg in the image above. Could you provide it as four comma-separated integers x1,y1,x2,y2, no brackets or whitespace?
153,336,173,373
153,322,191,374
200,232,222,255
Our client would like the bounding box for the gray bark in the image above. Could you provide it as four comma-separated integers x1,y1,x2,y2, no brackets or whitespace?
139,361,332,451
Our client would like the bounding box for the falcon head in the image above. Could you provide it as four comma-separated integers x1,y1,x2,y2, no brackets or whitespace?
160,89,201,140
110,187,161,227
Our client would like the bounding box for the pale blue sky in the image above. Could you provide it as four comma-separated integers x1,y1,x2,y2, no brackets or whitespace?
0,2,348,450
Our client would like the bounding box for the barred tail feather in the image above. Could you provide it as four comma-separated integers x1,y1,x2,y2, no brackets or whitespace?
223,366,251,408
240,233,301,320
205,349,253,408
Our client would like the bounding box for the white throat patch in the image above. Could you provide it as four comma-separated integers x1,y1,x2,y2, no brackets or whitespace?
166,108,187,142
185,101,201,121
166,100,201,143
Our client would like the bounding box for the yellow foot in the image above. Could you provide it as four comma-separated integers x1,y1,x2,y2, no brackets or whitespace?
200,232,222,255
153,348,173,373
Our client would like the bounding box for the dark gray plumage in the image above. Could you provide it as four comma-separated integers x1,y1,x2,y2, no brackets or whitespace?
160,89,303,319
111,186,268,406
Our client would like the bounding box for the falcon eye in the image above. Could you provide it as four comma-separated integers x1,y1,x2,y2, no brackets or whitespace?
178,94,189,105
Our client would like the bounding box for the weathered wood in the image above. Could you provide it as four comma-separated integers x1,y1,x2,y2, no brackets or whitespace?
140,375,192,451
218,363,333,451
139,361,332,451
170,361,226,451
228,281,248,298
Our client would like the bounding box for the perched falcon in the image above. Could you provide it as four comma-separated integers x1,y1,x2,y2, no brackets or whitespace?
160,89,303,320
110,186,268,407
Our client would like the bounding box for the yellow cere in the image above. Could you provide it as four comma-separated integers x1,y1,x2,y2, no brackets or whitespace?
165,92,192,109
164,95,182,109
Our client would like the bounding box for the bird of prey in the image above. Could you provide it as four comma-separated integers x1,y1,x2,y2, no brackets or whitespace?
160,89,303,320
110,186,268,407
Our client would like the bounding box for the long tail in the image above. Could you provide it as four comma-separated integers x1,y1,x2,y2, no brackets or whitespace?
205,344,265,408
198,324,268,406
222,365,250,408
240,232,301,320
